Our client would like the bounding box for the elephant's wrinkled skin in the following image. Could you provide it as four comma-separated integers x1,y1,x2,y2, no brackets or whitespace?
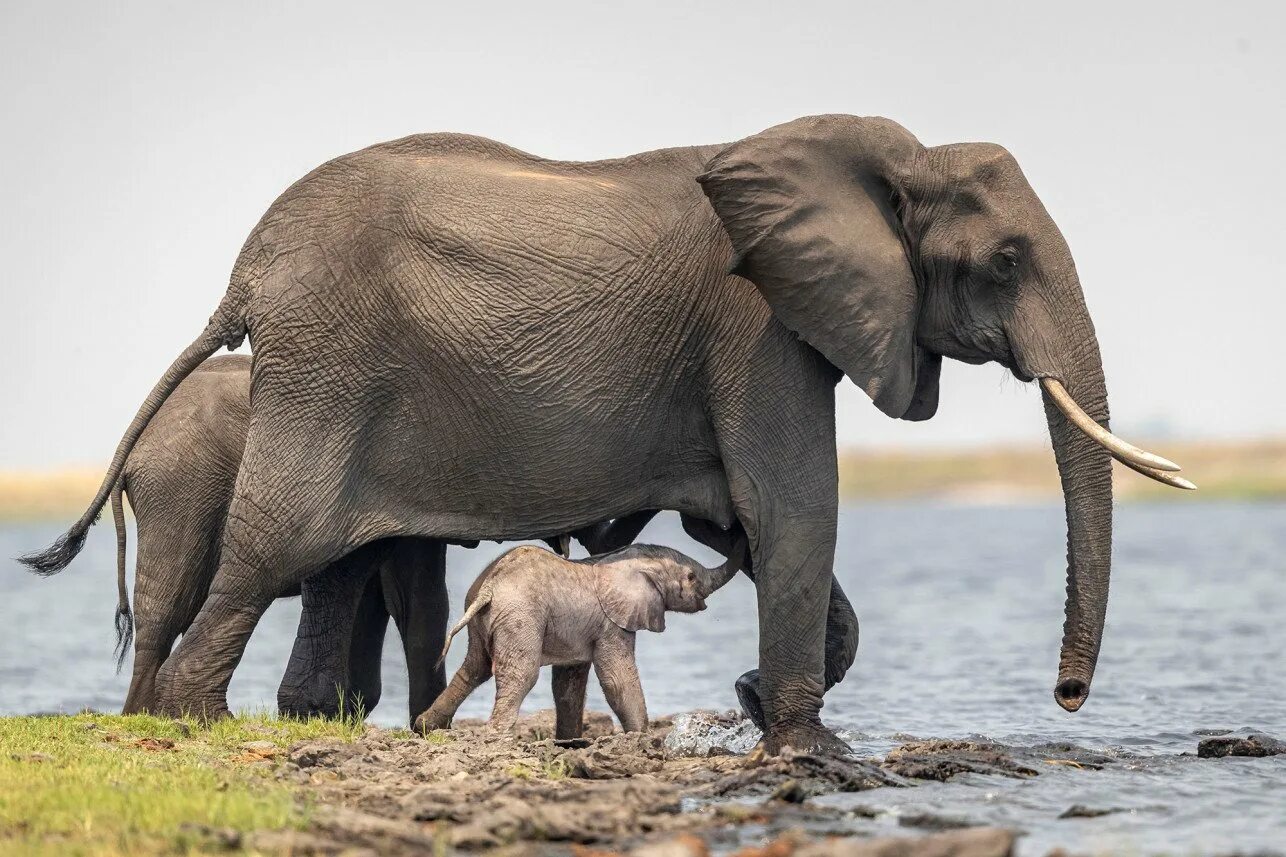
417,540,743,736
32,115,1153,752
110,354,450,723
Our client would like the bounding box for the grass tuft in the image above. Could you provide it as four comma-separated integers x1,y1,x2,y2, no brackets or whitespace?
0,711,363,856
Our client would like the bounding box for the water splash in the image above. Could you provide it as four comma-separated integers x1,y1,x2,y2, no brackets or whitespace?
665,710,761,756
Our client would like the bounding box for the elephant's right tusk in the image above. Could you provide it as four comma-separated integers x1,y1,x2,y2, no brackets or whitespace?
1040,378,1182,473
1116,458,1198,491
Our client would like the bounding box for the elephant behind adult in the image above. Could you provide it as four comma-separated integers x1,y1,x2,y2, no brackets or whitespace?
109,353,450,722
29,115,1190,752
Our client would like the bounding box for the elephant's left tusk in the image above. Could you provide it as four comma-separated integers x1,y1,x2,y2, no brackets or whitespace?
1040,378,1183,473
1116,458,1198,490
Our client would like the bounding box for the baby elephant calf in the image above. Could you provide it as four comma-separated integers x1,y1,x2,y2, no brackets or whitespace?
414,539,745,737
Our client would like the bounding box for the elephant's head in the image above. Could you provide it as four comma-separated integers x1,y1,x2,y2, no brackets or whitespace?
596,540,746,632
698,115,1191,712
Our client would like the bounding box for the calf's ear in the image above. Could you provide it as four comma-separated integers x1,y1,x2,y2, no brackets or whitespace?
595,563,666,633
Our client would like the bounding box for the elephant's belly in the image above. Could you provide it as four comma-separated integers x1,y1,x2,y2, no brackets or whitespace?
540,616,605,666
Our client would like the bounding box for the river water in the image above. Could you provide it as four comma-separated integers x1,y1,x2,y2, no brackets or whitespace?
3,502,1283,855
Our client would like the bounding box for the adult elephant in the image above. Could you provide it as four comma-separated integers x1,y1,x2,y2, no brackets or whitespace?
27,115,1190,753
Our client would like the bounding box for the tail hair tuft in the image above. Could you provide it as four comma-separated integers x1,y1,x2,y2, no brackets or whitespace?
19,524,93,576
114,604,134,673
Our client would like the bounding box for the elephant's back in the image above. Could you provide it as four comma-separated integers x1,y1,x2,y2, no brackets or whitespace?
125,354,251,503
243,132,720,265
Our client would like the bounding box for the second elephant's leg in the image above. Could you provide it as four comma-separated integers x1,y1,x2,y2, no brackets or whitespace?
592,633,647,732
122,555,194,714
573,510,660,555
345,571,391,715
381,539,449,727
552,663,591,739
278,545,384,719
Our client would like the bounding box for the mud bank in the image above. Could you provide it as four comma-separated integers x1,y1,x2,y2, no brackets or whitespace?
237,711,1135,856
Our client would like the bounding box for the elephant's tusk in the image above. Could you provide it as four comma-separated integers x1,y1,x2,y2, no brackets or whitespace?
1115,457,1198,490
1040,378,1182,473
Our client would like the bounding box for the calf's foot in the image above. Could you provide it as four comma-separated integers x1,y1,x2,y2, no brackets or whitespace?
413,708,452,735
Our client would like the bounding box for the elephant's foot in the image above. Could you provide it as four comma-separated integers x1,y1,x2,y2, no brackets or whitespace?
152,691,231,722
413,708,451,735
762,718,851,756
278,676,352,720
734,669,766,731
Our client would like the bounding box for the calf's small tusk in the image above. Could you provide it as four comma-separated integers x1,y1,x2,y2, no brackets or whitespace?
1040,378,1182,473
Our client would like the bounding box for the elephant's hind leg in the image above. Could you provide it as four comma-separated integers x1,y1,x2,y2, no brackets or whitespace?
414,630,491,733
154,502,354,718
278,545,385,720
122,549,205,714
488,629,543,732
345,571,391,716
552,663,591,739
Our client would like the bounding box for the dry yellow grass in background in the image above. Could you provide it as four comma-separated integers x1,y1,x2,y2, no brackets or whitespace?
0,469,107,522
1,439,1283,522
839,437,1286,503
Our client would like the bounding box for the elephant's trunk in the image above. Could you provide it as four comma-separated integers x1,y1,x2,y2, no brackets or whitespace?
696,534,749,599
1040,348,1114,712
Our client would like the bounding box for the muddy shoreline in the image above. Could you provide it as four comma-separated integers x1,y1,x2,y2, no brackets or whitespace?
225,709,1268,857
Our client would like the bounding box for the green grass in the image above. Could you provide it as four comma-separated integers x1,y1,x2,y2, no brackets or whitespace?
0,711,364,856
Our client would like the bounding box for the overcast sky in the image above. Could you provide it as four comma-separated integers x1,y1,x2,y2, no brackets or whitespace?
2,1,1282,469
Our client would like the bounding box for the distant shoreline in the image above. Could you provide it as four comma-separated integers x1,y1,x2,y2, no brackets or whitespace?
838,436,1286,504
2,437,1283,522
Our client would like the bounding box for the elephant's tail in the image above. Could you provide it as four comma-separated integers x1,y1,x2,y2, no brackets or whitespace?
19,292,247,575
437,585,493,668
110,479,133,673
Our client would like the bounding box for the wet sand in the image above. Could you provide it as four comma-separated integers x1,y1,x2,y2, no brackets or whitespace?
237,710,1225,856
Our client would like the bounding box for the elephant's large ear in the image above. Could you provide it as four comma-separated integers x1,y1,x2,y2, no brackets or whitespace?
595,562,666,633
698,115,938,421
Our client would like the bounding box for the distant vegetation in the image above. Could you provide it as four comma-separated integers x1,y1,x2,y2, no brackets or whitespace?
1,438,1283,522
839,437,1286,503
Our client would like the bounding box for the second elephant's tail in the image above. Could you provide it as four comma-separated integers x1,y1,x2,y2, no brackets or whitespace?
110,479,133,672
19,292,246,576
437,585,493,668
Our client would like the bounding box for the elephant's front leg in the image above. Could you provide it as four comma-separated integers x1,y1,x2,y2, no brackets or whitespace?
680,515,859,732
592,632,648,732
747,509,847,755
735,578,859,732
278,548,382,719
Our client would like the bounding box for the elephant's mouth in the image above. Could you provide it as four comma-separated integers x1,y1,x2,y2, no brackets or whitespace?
1005,359,1036,383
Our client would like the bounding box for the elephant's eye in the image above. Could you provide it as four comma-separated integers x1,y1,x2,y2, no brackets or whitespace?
989,248,1021,283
